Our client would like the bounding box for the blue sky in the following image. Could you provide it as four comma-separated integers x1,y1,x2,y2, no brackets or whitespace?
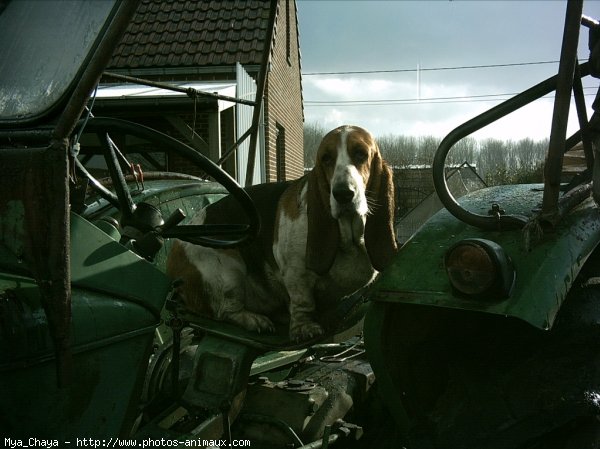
296,1,600,141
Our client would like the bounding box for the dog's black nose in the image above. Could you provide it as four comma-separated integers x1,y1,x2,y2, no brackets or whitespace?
333,184,355,204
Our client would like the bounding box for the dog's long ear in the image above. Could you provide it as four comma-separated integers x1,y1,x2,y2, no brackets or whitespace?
365,148,398,271
306,166,339,275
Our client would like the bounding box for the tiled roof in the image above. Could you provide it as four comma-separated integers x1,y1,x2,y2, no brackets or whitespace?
108,0,271,70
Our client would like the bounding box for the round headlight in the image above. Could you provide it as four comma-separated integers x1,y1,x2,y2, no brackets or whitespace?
444,238,515,300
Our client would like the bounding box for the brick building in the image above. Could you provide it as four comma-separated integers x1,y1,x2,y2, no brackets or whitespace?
98,0,304,184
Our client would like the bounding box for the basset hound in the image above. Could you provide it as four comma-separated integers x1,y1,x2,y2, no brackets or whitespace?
167,125,397,341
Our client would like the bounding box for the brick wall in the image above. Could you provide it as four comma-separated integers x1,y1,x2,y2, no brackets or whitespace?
263,0,304,182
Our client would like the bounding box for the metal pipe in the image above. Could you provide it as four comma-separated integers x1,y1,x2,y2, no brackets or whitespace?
572,63,594,171
217,127,253,166
541,0,584,219
432,62,590,230
102,71,257,107
74,157,120,208
556,182,593,222
101,132,136,221
582,15,600,29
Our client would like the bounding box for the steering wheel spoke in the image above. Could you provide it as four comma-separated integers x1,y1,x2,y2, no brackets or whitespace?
162,224,251,248
98,131,136,222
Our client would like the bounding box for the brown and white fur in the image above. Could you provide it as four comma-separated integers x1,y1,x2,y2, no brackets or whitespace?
167,125,397,341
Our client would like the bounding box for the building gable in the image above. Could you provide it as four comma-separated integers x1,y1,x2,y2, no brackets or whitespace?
108,0,271,71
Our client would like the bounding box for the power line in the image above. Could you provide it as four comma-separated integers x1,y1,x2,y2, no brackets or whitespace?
307,92,518,104
304,87,599,107
302,60,563,76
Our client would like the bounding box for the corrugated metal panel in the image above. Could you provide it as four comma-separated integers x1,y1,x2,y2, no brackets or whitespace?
236,62,265,185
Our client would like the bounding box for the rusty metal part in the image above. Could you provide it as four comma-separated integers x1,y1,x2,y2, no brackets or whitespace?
432,61,591,230
542,0,585,220
0,144,71,386
573,64,594,171
1,0,143,388
102,71,257,107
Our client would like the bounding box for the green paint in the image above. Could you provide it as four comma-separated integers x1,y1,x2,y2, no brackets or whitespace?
372,184,600,329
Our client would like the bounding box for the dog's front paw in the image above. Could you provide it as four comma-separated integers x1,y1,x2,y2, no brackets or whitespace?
290,321,324,342
226,311,275,334
246,313,276,334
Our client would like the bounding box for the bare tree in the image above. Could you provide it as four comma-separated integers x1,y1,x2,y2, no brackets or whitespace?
303,122,328,169
303,121,547,186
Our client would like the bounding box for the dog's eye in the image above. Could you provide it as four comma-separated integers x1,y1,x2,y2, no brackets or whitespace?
321,153,334,166
353,148,368,163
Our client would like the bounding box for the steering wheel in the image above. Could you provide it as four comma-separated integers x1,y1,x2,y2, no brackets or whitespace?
73,116,260,250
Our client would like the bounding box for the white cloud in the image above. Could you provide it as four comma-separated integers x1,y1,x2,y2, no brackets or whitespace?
299,0,600,144
307,76,406,101
304,72,595,143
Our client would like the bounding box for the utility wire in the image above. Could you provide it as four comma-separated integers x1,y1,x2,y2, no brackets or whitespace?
302,60,564,76
305,87,598,107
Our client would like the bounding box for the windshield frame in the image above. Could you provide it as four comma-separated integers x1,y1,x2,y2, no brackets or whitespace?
0,0,121,127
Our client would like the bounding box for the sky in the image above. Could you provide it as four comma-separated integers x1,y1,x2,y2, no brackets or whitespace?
296,0,600,142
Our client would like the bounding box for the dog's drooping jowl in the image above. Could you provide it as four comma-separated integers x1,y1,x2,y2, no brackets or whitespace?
167,125,397,341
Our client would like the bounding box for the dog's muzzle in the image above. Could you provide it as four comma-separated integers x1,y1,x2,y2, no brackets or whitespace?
333,183,355,204
332,182,362,218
